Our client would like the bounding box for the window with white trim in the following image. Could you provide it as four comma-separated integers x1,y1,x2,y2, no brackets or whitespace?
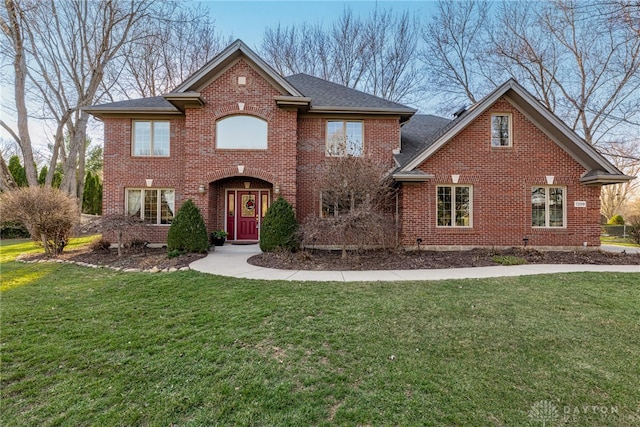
132,121,170,156
126,188,175,225
216,115,268,149
326,120,363,156
491,113,511,147
437,185,472,227
532,187,565,228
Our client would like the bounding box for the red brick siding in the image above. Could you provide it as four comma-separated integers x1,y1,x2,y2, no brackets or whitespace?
102,65,602,248
102,59,297,243
399,98,602,248
295,116,400,221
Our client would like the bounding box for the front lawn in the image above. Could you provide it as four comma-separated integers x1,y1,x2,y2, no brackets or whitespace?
601,235,640,248
1,240,639,425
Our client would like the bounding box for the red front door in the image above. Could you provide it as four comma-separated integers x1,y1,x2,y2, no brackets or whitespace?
236,191,259,240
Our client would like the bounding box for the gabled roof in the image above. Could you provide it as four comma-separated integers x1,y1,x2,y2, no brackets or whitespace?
396,114,452,167
285,74,416,120
173,39,303,96
396,79,632,185
86,39,417,119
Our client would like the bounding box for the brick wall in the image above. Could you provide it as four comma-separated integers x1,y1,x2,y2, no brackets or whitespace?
399,97,602,248
102,66,602,248
296,115,401,221
102,58,298,243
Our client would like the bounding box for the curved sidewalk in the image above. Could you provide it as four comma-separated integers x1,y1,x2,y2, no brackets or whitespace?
190,244,639,282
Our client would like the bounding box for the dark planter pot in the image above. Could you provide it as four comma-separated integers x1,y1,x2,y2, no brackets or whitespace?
210,233,226,246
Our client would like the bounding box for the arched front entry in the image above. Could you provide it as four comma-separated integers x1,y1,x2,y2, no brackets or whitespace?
209,177,273,242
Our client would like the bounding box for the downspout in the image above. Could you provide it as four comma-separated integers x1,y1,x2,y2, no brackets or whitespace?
395,187,399,247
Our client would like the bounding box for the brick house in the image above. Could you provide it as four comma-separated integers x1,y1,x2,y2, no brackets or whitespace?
86,40,631,249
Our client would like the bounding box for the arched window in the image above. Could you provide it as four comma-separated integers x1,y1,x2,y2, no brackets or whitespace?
216,115,268,149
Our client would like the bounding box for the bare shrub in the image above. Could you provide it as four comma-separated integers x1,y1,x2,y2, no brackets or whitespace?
90,238,111,253
0,186,79,256
299,157,398,258
101,214,146,257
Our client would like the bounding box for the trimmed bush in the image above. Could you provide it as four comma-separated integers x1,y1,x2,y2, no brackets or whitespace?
260,196,298,252
628,218,640,245
608,215,625,225
167,199,209,253
0,186,79,256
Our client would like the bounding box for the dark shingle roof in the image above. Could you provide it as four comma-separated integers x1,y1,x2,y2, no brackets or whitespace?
285,74,415,113
396,114,451,167
84,96,178,112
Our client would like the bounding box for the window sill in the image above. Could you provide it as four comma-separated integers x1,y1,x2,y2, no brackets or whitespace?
215,148,268,151
531,227,568,231
131,155,171,158
435,226,476,232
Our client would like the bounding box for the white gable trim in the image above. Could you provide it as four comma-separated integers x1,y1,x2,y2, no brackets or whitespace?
400,79,623,177
173,39,304,97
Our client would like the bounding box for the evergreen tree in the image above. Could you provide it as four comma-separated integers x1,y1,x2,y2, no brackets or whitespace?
82,172,97,214
260,196,298,252
52,168,63,188
38,166,48,185
167,199,209,253
8,156,27,187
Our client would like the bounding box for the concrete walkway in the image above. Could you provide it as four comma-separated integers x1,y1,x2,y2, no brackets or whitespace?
190,244,639,282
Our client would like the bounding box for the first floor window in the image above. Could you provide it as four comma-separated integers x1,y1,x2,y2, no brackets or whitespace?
126,188,175,224
132,121,170,156
320,190,367,217
326,120,363,157
532,187,565,227
437,185,472,227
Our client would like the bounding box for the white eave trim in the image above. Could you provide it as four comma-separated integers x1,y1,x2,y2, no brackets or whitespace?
392,172,434,182
173,39,304,97
399,79,622,176
580,173,635,186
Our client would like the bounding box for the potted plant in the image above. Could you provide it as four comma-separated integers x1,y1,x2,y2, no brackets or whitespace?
210,229,228,246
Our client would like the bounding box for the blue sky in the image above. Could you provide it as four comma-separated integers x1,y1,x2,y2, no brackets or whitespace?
202,1,438,48
0,1,440,150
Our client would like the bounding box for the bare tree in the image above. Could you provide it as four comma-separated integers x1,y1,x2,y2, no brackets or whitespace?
419,0,492,108
260,6,420,103
105,2,229,98
2,0,224,203
362,9,420,102
421,0,640,144
300,157,397,258
0,0,37,187
101,213,146,257
0,125,20,191
600,140,640,220
20,0,156,200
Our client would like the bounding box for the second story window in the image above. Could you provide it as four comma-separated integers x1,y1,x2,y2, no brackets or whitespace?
216,115,268,149
132,121,170,156
491,113,511,147
326,120,363,157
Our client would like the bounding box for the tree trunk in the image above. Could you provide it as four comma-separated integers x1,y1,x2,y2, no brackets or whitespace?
0,151,18,191
3,0,38,187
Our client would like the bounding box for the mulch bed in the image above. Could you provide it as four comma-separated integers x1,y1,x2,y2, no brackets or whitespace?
20,246,207,271
248,247,640,271
18,244,640,272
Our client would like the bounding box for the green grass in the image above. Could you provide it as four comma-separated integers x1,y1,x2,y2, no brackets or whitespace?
1,240,640,426
600,235,640,248
492,255,527,265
